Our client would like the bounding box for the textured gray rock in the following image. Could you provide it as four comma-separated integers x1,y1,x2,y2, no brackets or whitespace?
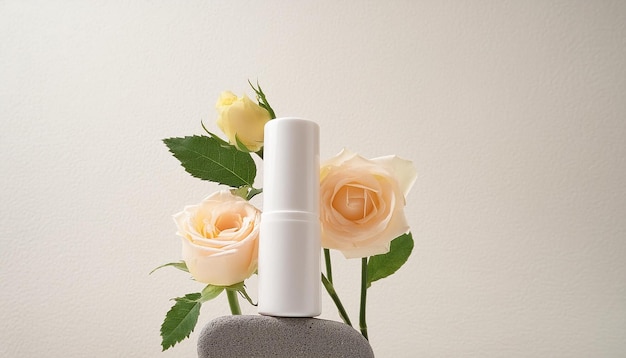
197,315,374,358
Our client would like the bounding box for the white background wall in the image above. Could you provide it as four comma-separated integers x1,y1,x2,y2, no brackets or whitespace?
1,1,625,357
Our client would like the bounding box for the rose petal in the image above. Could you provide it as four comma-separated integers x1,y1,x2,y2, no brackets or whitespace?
322,148,357,167
372,155,417,198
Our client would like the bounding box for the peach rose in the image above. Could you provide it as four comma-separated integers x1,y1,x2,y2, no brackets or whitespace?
173,190,260,286
216,91,271,152
320,149,417,258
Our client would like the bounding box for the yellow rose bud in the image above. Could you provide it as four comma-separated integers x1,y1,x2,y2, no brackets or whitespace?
320,149,417,258
216,91,271,152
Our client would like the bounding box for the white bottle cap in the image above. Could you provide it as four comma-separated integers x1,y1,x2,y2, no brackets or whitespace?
262,117,320,214
258,117,321,317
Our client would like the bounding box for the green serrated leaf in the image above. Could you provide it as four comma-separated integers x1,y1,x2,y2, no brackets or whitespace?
366,233,414,288
161,293,202,351
149,261,189,275
163,136,256,188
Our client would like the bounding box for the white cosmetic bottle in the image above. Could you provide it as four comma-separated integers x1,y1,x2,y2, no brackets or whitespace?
258,117,321,317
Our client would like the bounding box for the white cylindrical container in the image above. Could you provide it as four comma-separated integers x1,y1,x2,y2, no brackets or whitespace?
258,117,321,317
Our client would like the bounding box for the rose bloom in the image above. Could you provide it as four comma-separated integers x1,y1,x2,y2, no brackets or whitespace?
173,190,261,286
216,91,271,152
320,149,417,258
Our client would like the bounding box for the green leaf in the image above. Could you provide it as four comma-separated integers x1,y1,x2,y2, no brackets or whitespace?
159,286,227,350
366,232,414,288
149,261,189,275
163,135,257,188
160,293,202,351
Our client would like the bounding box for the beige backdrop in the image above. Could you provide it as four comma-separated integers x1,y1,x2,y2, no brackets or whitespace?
1,1,625,357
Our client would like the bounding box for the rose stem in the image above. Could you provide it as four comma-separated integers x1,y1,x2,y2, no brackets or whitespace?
359,257,369,340
323,248,333,283
322,248,352,325
321,273,352,326
226,290,242,315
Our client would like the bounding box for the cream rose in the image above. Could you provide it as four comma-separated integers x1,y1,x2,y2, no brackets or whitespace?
320,149,417,258
216,91,271,152
173,190,261,286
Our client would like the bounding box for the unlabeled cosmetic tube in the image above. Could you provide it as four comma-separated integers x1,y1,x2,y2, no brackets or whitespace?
258,117,321,317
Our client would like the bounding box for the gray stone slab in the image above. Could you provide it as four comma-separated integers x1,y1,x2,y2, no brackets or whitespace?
197,315,374,358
